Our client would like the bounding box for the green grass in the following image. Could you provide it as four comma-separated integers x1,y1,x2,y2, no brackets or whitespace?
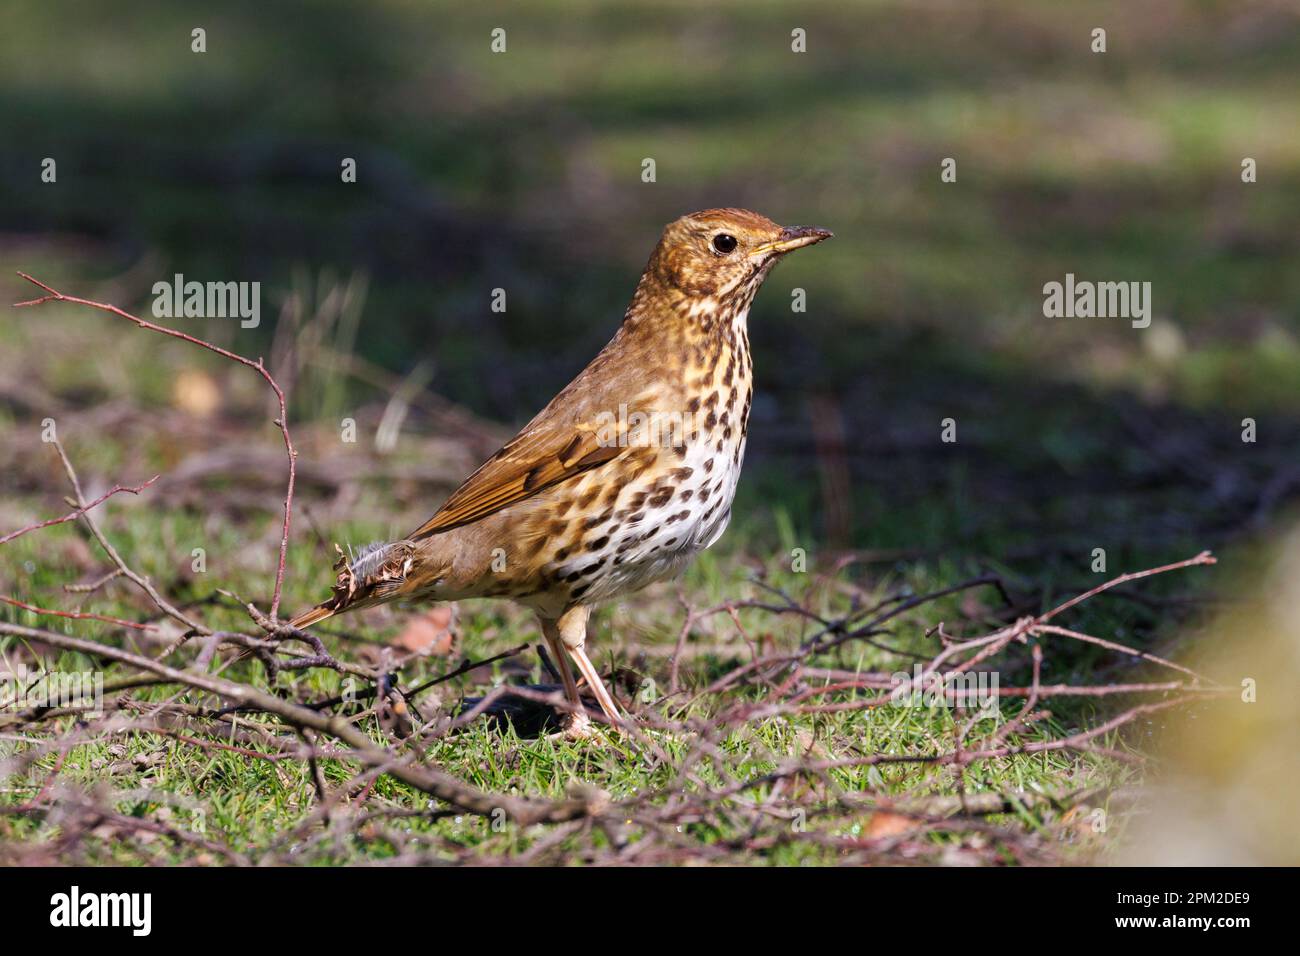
0,0,1287,864
2,0,1297,412
1,420,1163,865
1,639,1137,865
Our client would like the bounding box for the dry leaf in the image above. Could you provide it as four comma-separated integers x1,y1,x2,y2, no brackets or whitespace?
393,604,457,657
865,811,920,839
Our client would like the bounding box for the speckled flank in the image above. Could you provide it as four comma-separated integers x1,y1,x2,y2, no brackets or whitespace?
291,208,831,717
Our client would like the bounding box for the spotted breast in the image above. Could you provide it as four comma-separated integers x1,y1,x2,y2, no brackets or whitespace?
290,208,831,727
518,304,754,615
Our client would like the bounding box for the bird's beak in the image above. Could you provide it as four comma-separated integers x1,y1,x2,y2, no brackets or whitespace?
749,225,834,258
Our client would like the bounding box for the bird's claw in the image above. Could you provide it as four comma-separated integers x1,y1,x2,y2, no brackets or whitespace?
553,709,594,742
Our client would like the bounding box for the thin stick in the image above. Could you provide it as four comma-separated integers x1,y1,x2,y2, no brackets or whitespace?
1038,550,1217,625
0,595,153,631
15,272,297,622
48,438,206,634
0,476,159,546
1034,623,1207,681
63,568,125,594
0,619,598,826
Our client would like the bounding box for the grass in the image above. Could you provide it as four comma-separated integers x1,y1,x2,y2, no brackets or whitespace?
2,1,1298,412
1,591,1138,865
0,377,1181,864
1,0,1293,864
0,692,1122,866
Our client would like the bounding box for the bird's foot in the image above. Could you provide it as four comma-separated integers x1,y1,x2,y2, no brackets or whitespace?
553,709,594,742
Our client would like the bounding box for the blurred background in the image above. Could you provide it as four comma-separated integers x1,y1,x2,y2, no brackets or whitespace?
2,0,1299,864
3,0,1298,570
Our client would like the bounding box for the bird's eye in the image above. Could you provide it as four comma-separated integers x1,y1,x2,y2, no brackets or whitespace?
712,233,738,254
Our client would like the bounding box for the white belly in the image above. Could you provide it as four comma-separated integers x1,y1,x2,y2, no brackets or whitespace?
578,432,747,604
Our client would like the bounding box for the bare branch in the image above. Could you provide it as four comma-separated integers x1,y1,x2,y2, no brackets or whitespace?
16,272,297,622
0,595,153,631
0,475,159,546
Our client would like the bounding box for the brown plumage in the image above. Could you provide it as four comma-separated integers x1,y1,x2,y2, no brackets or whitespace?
291,208,832,731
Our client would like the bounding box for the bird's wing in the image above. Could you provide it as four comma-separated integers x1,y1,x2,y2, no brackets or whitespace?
408,420,623,539
407,319,668,540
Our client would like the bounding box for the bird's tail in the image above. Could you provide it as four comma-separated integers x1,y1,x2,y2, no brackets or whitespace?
289,539,419,630
289,603,338,629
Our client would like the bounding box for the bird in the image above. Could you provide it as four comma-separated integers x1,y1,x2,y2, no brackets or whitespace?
291,208,832,734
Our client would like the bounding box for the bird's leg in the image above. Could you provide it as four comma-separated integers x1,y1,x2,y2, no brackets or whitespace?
557,605,623,727
569,644,622,726
540,615,589,736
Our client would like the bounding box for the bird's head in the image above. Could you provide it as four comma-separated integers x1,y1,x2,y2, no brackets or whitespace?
642,208,833,307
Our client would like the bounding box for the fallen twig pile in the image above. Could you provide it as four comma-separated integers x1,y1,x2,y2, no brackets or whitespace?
0,274,1225,864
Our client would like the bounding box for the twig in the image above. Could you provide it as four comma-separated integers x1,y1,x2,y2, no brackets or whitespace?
1038,550,1217,625
1033,623,1207,682
47,437,207,634
0,595,153,631
0,619,599,826
63,568,125,594
16,272,297,622
0,476,159,545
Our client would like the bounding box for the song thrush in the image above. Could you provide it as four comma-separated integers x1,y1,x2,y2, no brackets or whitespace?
291,208,832,731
